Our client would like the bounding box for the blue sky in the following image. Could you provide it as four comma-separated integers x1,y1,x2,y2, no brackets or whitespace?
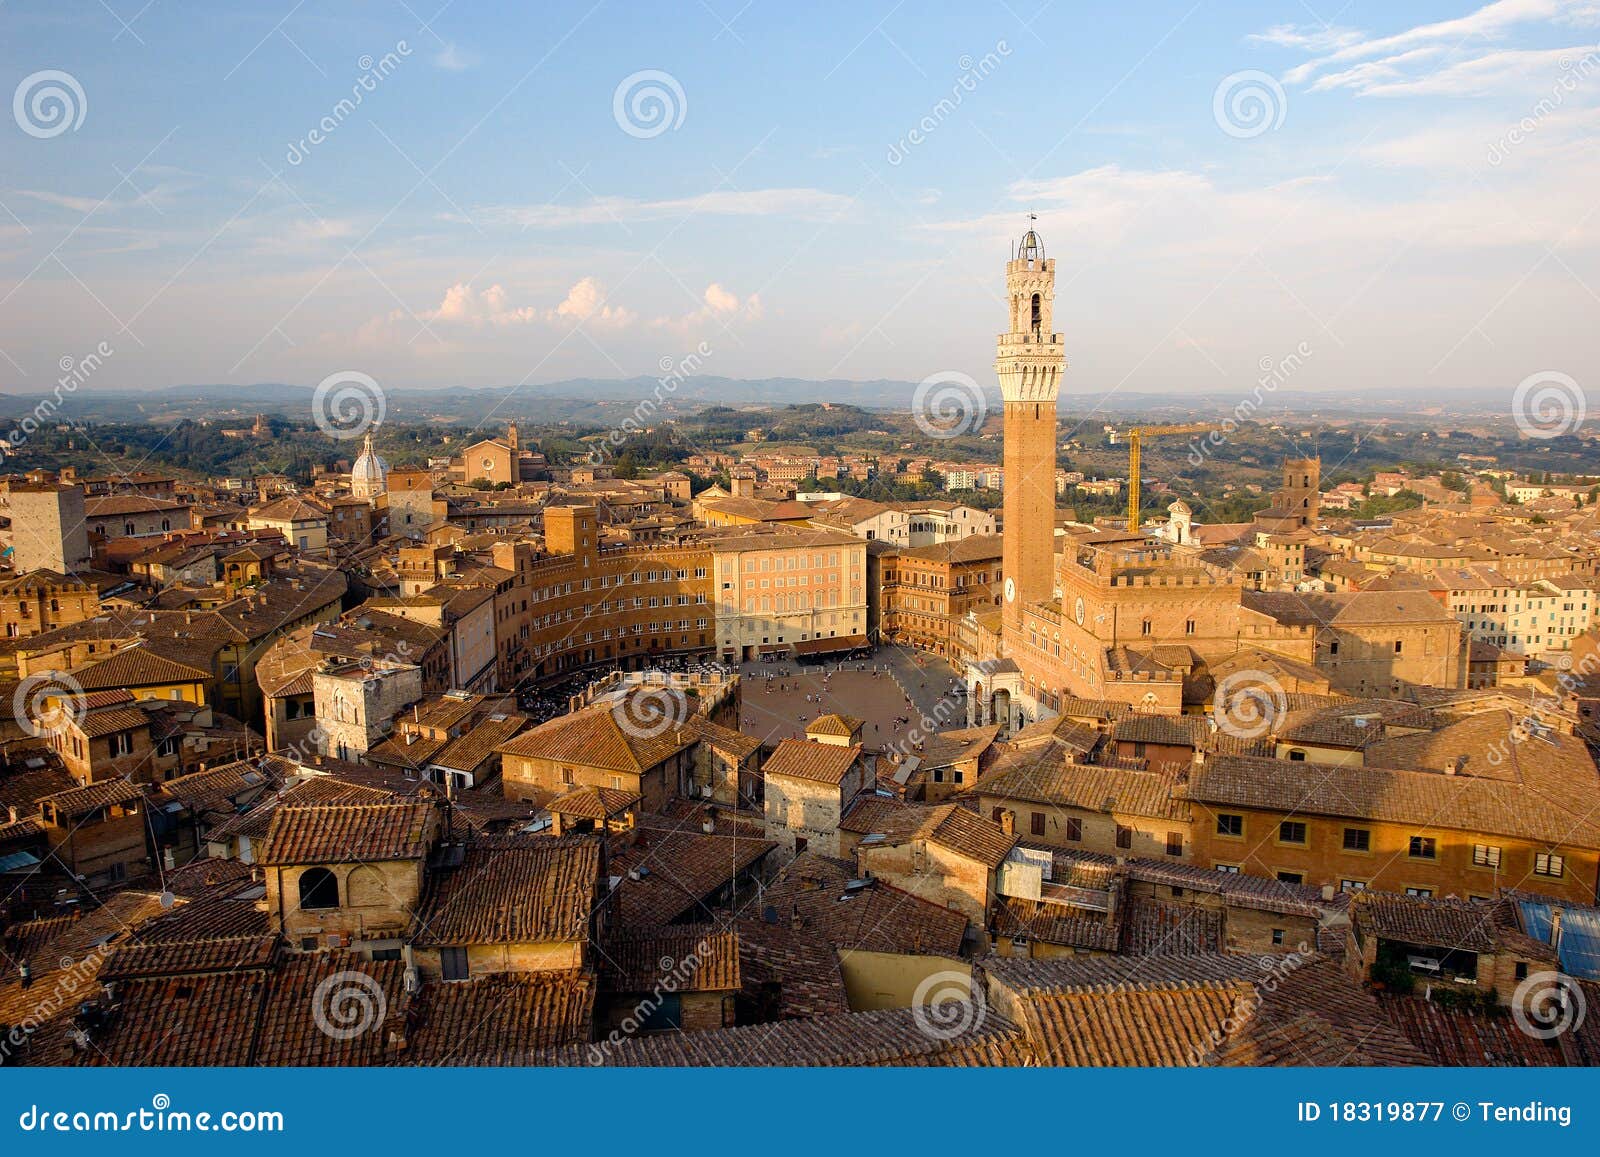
2,0,1598,402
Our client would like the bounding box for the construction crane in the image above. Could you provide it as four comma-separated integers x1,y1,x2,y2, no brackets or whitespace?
1123,423,1219,531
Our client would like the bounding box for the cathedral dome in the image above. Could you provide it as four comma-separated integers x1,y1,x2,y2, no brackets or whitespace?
350,432,388,498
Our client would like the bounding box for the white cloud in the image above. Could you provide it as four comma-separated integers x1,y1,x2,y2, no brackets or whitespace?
551,277,634,326
1269,0,1600,94
433,43,477,70
1247,23,1364,52
472,187,854,230
1333,46,1599,95
651,283,764,331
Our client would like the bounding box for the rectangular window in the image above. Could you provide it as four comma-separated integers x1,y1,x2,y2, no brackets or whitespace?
1064,817,1082,842
441,947,469,981
1472,844,1502,869
1271,929,1285,946
1215,863,1240,874
1343,827,1370,852
1408,836,1437,860
1030,812,1045,837
1535,852,1565,878
1165,831,1183,857
1216,814,1243,838
1278,821,1307,845
1115,825,1132,850
1340,879,1366,893
1406,887,1434,898
1277,871,1303,885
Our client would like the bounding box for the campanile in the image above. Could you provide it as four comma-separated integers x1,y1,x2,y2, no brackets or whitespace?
996,226,1065,635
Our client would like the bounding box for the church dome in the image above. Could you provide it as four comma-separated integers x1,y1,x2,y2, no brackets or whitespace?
350,432,388,497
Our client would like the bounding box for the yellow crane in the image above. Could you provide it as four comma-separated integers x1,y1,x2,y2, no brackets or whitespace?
1122,422,1219,530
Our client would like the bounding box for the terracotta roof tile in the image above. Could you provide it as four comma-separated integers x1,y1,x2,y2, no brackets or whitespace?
260,801,437,865
403,972,596,1064
762,738,862,785
414,834,599,947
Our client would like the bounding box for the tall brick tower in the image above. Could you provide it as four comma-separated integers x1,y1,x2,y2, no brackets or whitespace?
996,226,1065,634
1275,457,1320,528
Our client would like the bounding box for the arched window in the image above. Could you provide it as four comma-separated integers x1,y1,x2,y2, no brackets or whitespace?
298,867,339,910
345,864,389,908
1030,293,1041,334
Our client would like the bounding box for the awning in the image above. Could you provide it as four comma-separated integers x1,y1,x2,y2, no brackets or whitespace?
792,634,870,656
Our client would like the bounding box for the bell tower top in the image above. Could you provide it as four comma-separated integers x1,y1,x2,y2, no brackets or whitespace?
997,220,1065,404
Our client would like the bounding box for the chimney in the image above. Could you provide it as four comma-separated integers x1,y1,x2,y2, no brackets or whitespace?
702,806,717,835
1550,906,1565,952
998,809,1015,837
